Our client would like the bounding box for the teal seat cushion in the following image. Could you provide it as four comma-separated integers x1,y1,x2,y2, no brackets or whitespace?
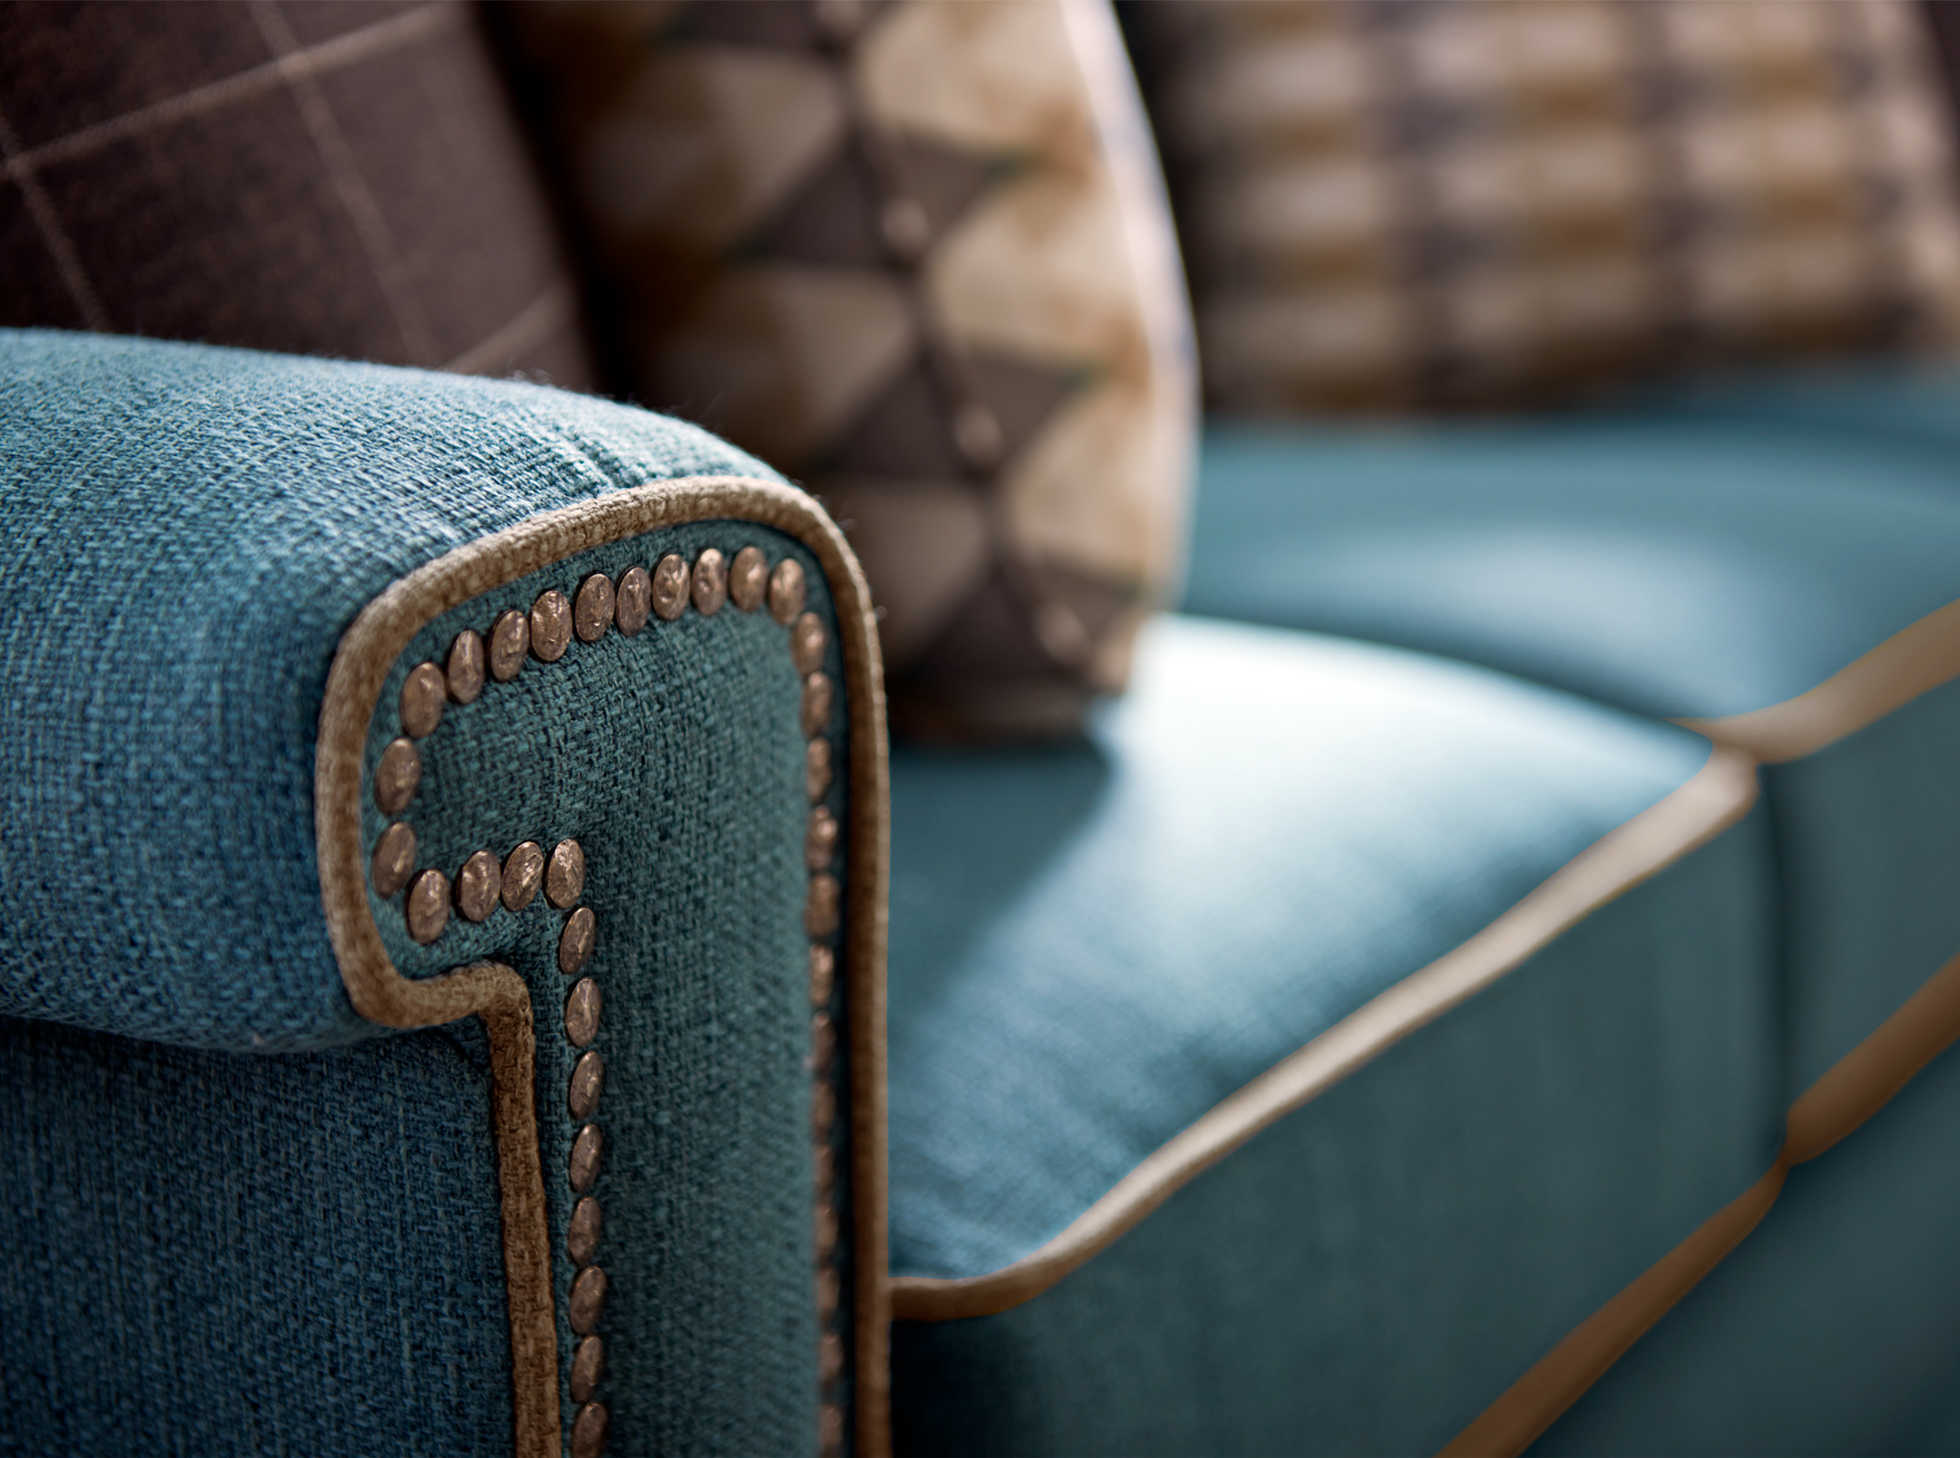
1181,382,1960,1098
886,617,1779,1455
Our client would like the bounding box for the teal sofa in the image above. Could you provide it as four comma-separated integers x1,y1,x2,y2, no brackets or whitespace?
885,374,1960,1455
7,328,1960,1457
5,2,1960,1450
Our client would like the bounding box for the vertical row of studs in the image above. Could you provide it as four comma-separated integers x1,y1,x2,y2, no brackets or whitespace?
367,541,847,1458
783,559,848,1457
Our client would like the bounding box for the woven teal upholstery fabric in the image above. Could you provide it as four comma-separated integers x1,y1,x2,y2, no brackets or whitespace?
0,1014,511,1453
887,617,1779,1454
0,330,856,1455
1537,1032,1960,1458
0,326,773,1051
1182,398,1960,1097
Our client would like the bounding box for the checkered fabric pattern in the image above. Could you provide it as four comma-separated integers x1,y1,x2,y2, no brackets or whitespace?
1126,0,1960,413
0,0,596,388
506,0,1196,736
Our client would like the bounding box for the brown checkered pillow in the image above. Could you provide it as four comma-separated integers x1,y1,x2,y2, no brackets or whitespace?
0,0,596,387
1126,0,1960,412
503,0,1197,737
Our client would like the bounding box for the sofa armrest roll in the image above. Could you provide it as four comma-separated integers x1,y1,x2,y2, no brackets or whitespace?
0,328,889,1458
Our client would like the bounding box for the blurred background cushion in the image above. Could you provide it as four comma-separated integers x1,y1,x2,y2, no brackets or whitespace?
0,0,597,386
501,0,1197,736
1125,0,1960,413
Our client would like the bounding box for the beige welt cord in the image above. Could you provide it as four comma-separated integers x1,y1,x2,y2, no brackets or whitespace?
1679,597,1960,762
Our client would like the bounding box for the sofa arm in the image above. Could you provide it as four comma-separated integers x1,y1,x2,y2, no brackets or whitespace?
0,329,888,1458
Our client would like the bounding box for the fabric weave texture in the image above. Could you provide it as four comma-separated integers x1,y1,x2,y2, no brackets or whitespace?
0,327,777,1050
0,1,596,386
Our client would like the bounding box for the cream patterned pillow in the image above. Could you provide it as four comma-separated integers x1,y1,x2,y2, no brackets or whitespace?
507,0,1196,735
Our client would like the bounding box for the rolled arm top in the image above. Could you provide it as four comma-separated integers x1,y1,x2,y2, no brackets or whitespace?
0,327,793,1051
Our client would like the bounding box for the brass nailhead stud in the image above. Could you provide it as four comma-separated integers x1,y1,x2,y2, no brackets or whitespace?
806,807,839,871
806,739,832,802
547,838,586,908
371,822,416,898
574,573,616,643
815,1200,839,1256
820,1332,844,1383
812,1080,837,1135
446,629,486,705
569,1336,605,1405
565,978,601,1047
811,1012,835,1072
374,738,421,816
571,1401,609,1458
651,553,690,621
802,673,834,737
568,1049,605,1121
614,566,651,636
406,869,450,945
817,1265,840,1318
768,558,806,625
400,662,446,738
455,850,502,922
502,841,544,911
568,1195,602,1266
691,547,727,615
489,609,529,682
570,1122,604,1193
809,945,835,1005
568,1264,609,1335
729,546,767,611
791,612,827,676
530,589,573,663
819,1402,844,1455
559,906,596,976
806,873,841,939
814,1140,835,1194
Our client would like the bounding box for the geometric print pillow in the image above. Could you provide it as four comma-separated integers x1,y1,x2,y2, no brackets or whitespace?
503,0,1197,736
1126,0,1960,413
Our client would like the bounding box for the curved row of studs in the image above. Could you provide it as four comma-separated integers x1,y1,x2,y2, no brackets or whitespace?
365,544,843,1458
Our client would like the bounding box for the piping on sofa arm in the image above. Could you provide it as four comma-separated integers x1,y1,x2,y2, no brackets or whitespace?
0,329,891,1458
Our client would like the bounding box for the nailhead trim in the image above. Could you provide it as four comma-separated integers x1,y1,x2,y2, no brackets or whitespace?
366,544,849,1457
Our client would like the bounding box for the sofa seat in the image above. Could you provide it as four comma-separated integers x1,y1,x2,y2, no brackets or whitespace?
1181,378,1960,1102
885,616,1778,1456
